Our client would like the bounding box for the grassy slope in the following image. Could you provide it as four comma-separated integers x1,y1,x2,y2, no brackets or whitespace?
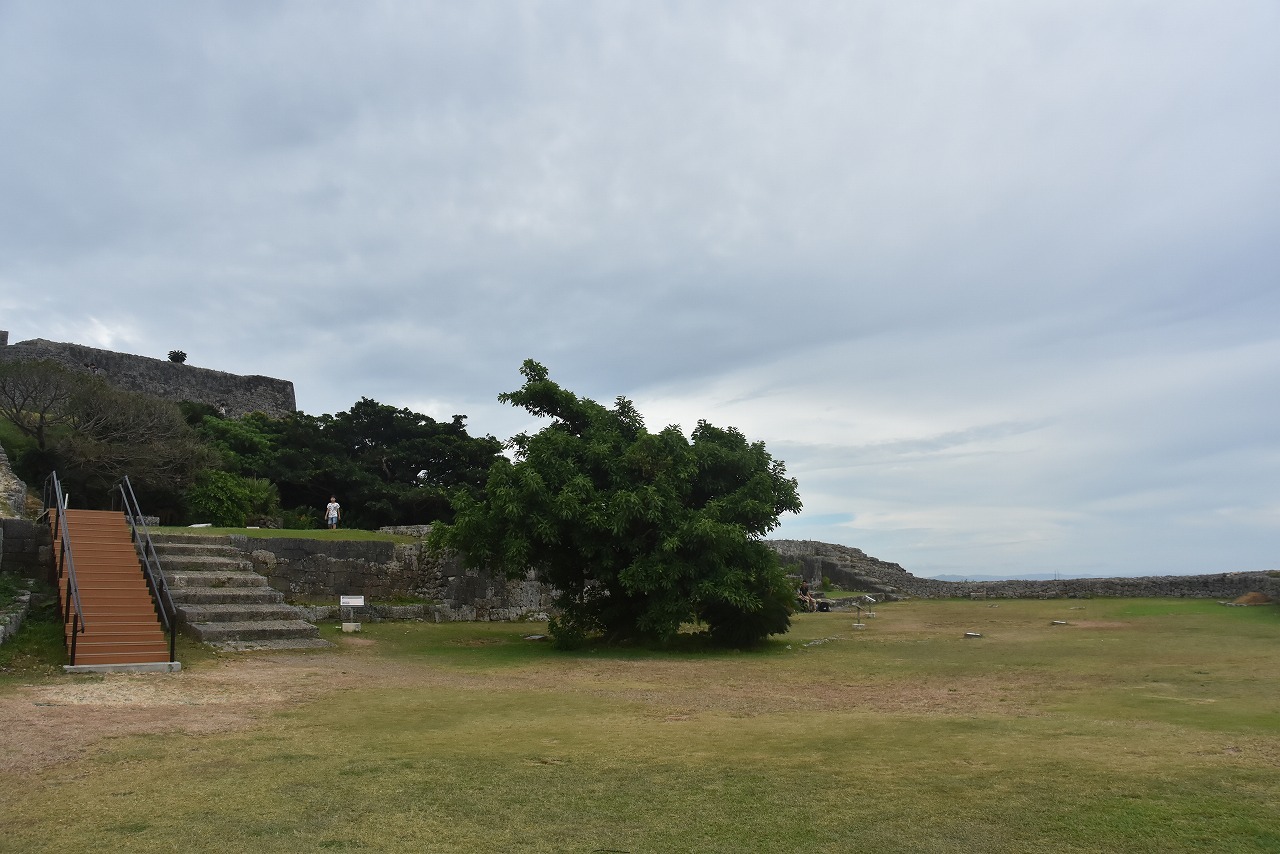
2,599,1278,853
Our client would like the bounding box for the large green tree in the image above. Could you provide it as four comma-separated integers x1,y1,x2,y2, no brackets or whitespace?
429,360,803,648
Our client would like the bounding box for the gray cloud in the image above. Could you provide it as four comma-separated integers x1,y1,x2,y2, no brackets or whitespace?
2,1,1276,577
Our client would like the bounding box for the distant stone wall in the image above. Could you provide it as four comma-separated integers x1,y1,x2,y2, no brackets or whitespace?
901,572,1280,601
767,540,1280,601
770,539,918,598
0,335,295,418
228,535,555,622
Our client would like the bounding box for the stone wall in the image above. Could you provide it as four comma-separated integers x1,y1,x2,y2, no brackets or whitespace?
770,539,927,601
0,519,50,580
767,539,1280,602
221,534,1276,626
0,442,27,518
229,535,555,622
0,588,33,646
0,335,295,418
899,572,1280,601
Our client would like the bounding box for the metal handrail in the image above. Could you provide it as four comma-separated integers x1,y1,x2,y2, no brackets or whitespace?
113,476,178,662
43,473,87,663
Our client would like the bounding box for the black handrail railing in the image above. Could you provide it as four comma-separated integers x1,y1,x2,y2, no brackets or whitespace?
113,476,178,662
43,472,86,664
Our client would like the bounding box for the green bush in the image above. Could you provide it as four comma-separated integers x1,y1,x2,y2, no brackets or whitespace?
183,470,280,527
282,505,322,530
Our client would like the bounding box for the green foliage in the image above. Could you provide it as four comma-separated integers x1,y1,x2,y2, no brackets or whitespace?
0,577,63,680
0,359,88,450
59,385,215,501
188,401,503,529
1,363,500,527
183,470,279,527
167,350,187,363
281,504,322,530
431,359,802,648
0,360,213,508
0,572,22,602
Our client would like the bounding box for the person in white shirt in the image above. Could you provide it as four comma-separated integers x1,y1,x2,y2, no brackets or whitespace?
325,497,341,529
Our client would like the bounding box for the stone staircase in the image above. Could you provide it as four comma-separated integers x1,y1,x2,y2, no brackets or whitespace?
149,533,330,650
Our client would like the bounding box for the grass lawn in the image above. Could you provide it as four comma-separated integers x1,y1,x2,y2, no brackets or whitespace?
2,598,1278,852
150,526,421,544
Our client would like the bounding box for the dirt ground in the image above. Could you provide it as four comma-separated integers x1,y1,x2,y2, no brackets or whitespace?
0,645,373,775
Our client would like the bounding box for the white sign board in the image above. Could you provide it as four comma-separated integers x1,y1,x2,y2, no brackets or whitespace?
340,595,365,607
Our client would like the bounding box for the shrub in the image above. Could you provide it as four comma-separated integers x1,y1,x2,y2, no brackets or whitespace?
183,471,279,527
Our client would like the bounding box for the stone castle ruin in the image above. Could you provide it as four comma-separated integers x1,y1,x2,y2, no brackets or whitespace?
0,331,295,419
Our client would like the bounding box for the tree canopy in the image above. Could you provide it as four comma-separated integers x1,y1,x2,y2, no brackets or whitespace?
188,398,504,529
0,359,212,508
0,358,502,527
429,360,802,648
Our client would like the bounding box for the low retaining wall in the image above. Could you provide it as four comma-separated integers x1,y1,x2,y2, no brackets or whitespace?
229,535,555,622
1,519,50,579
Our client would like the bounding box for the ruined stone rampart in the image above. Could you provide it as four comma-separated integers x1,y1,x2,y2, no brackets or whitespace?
229,533,554,622
768,539,1280,601
0,335,295,418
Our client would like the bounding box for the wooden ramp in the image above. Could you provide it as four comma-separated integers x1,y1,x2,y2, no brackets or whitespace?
54,509,171,666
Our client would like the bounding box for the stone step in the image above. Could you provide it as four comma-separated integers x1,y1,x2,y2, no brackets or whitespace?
172,587,286,606
149,534,235,547
156,554,251,573
187,619,321,642
164,570,270,589
179,603,308,624
152,542,245,559
208,637,334,652
146,534,327,650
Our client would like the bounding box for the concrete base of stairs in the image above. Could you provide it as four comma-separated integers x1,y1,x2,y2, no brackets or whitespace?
65,661,184,674
209,637,334,652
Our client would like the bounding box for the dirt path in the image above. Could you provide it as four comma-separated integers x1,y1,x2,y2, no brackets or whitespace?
0,647,369,774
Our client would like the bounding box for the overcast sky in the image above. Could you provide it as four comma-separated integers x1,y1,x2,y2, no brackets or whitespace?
2,2,1277,579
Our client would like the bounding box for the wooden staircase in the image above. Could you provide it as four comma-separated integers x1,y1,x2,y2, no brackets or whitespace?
53,509,172,667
